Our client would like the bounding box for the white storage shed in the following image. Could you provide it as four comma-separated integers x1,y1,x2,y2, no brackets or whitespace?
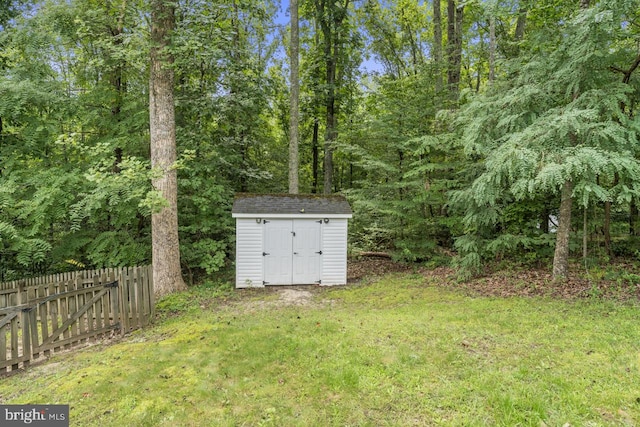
232,193,353,288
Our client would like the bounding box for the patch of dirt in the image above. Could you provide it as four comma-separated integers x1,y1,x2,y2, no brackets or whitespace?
418,263,640,302
278,288,314,305
347,257,413,282
347,257,640,302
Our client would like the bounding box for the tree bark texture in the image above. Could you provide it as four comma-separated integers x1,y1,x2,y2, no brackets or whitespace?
150,0,187,297
552,180,573,280
288,0,300,194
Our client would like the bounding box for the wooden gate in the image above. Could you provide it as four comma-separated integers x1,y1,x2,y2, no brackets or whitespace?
0,266,154,374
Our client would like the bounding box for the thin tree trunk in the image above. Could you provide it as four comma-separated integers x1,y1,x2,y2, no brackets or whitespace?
514,5,526,42
322,10,336,195
150,0,187,297
433,0,443,93
630,200,638,236
312,118,319,194
553,180,573,280
604,200,612,256
582,206,588,260
0,116,3,177
288,0,299,194
540,207,550,233
110,0,127,173
446,0,455,91
323,48,336,195
488,15,495,83
446,0,463,99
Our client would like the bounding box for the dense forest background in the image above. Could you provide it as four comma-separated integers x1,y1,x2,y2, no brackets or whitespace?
2,0,640,283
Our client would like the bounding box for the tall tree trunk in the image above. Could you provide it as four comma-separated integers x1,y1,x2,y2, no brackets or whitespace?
110,0,127,174
312,118,319,194
288,0,300,194
318,0,349,195
150,0,187,297
553,180,573,280
514,5,527,42
446,0,463,99
433,0,443,94
488,15,495,83
322,18,337,195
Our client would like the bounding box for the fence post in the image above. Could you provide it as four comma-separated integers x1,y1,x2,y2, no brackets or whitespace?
108,272,120,336
21,308,31,368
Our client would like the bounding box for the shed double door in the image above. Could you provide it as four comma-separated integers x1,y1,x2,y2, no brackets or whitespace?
263,219,321,285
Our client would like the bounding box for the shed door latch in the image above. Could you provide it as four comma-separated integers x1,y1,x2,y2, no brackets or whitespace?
262,252,270,256
315,251,323,255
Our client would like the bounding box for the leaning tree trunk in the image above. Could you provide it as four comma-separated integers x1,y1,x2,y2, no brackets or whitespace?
553,180,573,280
150,0,187,297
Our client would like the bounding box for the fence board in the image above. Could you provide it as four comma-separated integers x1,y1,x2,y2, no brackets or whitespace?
0,323,6,374
10,291,18,371
120,269,130,333
22,310,31,368
93,275,103,339
48,282,60,353
37,285,50,358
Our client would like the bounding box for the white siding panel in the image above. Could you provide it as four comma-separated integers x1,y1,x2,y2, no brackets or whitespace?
236,219,264,288
321,219,348,285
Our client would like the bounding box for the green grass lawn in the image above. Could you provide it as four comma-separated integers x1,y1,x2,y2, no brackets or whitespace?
1,273,639,426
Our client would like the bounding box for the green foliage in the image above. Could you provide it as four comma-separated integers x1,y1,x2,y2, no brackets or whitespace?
344,70,465,262
450,1,640,277
4,0,640,283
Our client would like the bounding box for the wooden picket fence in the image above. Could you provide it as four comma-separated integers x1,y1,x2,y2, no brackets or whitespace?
0,265,154,374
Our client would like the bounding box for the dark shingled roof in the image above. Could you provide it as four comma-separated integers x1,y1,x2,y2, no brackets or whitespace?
232,193,352,215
